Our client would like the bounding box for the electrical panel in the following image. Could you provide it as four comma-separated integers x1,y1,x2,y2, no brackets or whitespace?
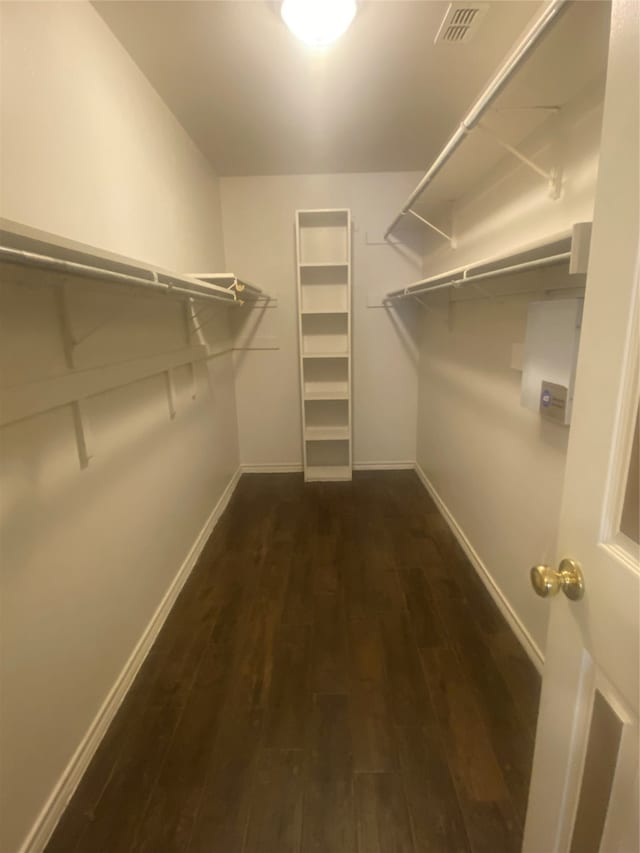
521,298,583,426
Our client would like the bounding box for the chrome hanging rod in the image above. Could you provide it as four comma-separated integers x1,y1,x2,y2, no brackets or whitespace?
0,245,239,305
384,0,567,241
387,251,571,300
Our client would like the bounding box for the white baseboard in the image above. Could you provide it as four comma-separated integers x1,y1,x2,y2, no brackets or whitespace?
240,463,303,474
353,461,415,470
414,463,544,673
24,467,242,853
240,461,415,474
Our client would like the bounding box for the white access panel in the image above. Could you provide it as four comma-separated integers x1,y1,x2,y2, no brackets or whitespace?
521,298,583,425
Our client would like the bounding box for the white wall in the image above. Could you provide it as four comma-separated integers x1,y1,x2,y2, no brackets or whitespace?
0,1,226,272
415,86,605,661
0,4,238,851
220,171,423,469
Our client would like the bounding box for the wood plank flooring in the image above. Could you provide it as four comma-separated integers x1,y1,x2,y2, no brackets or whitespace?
46,471,540,853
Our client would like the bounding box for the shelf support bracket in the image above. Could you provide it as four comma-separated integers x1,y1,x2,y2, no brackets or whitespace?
55,281,77,369
190,308,220,335
412,295,435,312
71,305,135,347
188,362,197,400
62,285,173,350
164,369,177,419
71,400,93,469
475,123,562,199
406,209,454,244
190,303,214,321
183,300,193,344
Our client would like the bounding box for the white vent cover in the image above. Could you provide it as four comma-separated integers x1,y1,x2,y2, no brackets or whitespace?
434,2,489,44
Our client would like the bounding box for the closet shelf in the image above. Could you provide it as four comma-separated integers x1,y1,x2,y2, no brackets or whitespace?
385,0,609,242
301,309,348,316
0,228,271,306
305,426,350,441
386,223,591,302
304,390,349,401
302,352,349,359
305,465,351,482
300,262,349,269
297,208,352,482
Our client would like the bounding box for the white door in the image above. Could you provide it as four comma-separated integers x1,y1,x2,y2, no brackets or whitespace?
522,1,639,851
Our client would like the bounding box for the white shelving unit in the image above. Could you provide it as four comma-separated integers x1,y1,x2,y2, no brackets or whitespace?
296,209,352,482
385,0,610,245
385,222,592,302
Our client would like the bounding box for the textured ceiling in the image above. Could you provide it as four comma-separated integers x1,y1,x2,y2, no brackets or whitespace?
94,0,549,176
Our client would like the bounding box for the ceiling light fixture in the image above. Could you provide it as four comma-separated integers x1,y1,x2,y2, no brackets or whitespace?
281,0,357,47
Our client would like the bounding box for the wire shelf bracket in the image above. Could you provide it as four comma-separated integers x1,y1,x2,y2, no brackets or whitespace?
384,0,568,241
0,227,274,472
474,123,563,199
71,400,94,469
405,209,455,245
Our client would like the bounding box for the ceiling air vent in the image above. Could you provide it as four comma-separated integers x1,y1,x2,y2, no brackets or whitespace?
434,2,489,44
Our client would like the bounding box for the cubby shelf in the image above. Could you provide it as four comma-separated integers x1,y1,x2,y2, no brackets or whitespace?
296,209,352,482
305,465,351,482
305,426,350,441
304,390,349,401
302,352,349,359
301,309,348,316
300,262,349,269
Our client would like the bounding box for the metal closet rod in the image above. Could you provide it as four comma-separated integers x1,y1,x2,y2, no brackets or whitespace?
0,245,240,305
384,0,567,240
387,251,571,300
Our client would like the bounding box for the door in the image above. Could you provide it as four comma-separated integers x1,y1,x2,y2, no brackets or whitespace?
522,1,639,851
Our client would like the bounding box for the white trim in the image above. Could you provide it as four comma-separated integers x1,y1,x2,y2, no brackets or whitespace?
240,463,303,474
414,462,544,673
23,467,242,853
353,461,415,471
240,461,416,474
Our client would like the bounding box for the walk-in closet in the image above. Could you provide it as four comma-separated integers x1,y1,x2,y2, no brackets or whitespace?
1,2,638,852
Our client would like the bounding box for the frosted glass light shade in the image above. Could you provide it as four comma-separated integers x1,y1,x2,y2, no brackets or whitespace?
281,0,357,46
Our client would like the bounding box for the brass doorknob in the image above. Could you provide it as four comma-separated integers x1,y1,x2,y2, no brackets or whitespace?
530,558,585,601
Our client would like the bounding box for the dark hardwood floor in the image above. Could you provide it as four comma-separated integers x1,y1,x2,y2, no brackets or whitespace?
46,471,540,853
